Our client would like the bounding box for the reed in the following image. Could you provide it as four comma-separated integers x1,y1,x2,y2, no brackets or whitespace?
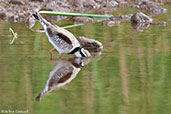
39,11,112,19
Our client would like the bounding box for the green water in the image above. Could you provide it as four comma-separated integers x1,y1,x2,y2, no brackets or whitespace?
0,9,171,114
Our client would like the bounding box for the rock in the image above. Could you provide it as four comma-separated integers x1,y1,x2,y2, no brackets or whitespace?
70,17,95,23
110,14,133,20
30,0,44,2
68,0,100,9
164,2,171,6
104,1,118,8
0,0,168,24
102,21,120,27
140,4,167,15
116,0,128,7
17,14,27,23
9,0,24,5
0,12,6,20
134,0,167,15
131,12,152,23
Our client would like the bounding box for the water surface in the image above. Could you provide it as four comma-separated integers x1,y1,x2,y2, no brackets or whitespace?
0,8,171,114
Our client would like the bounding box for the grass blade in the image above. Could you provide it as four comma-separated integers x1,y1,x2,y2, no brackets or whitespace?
39,11,112,19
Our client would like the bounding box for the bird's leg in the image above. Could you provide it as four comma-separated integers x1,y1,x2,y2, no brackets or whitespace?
49,48,56,60
58,54,62,59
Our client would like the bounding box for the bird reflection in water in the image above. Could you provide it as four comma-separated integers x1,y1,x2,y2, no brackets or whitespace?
35,57,91,101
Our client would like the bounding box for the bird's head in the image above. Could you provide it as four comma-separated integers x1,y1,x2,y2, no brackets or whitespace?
32,12,40,21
